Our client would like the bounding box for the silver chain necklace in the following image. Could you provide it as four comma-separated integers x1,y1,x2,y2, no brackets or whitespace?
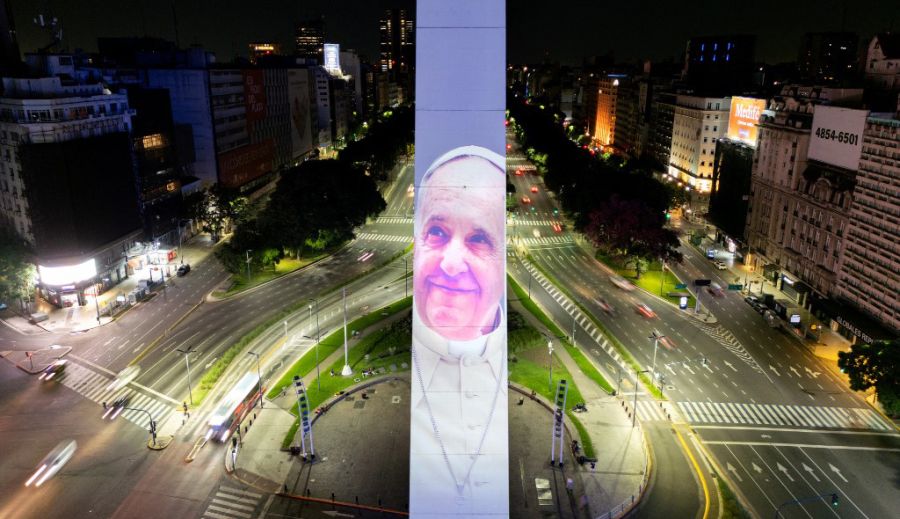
412,345,506,496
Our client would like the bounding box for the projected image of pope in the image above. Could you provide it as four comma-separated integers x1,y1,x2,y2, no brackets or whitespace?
410,145,508,513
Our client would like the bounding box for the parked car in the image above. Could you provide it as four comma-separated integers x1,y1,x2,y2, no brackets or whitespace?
176,264,191,277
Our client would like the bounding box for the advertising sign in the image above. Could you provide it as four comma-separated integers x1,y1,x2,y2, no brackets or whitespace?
242,70,266,124
411,1,508,516
287,69,314,160
217,139,274,188
726,97,765,146
323,43,341,75
808,105,868,170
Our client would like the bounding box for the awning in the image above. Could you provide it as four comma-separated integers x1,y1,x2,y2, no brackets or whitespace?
811,295,898,343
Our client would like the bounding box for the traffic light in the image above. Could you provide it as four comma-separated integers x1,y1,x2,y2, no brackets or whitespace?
831,493,839,508
553,207,559,215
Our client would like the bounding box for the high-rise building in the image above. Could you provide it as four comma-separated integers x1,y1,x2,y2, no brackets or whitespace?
709,138,753,240
0,0,20,74
295,17,325,63
248,42,281,65
683,35,756,94
835,112,900,337
0,54,142,307
668,95,730,195
743,85,864,308
379,8,414,99
594,75,623,147
647,91,676,171
797,32,859,84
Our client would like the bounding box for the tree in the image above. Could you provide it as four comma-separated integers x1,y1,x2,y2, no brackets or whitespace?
0,229,36,310
838,340,900,416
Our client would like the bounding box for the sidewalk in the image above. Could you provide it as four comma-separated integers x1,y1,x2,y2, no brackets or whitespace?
0,234,219,335
512,298,651,519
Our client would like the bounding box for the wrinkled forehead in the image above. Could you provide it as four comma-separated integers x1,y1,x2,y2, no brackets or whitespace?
417,155,505,210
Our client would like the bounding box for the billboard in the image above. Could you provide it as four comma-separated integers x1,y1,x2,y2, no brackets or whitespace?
217,139,274,188
726,97,765,146
288,69,314,160
323,43,341,75
808,105,868,170
411,1,508,516
242,70,266,124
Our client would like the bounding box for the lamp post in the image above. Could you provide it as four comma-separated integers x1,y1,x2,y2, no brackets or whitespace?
403,257,408,298
175,347,196,406
307,299,321,391
341,288,352,376
246,351,263,409
245,249,253,284
547,339,554,392
633,368,650,427
649,330,665,386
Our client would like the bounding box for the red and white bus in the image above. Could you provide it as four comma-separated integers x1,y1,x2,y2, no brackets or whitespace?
206,372,262,442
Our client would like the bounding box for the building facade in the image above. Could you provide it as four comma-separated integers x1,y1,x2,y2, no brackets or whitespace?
295,18,325,63
0,58,142,307
647,90,676,170
668,95,730,194
744,86,863,305
248,42,281,64
593,75,622,147
798,32,859,84
836,112,900,335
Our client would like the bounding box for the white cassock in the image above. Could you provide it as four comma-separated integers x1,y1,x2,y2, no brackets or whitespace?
409,305,509,518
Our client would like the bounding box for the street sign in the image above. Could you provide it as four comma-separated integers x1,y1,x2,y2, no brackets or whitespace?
675,283,687,289
694,279,712,286
727,284,743,290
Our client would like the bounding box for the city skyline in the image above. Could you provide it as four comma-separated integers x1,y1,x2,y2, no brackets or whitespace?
8,0,899,65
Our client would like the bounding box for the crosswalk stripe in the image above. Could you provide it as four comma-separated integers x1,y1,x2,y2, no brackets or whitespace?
215,493,260,506
204,511,240,519
761,405,784,425
220,486,263,499
675,402,891,431
809,406,836,427
723,403,744,424
211,498,256,512
206,505,251,518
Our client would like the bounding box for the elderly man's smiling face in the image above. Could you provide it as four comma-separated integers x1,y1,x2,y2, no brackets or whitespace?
414,155,505,341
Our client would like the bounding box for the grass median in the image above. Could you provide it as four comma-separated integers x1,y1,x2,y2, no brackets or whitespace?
524,258,664,400
596,252,696,308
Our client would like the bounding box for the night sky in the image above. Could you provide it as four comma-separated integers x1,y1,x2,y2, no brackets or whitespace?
10,0,900,65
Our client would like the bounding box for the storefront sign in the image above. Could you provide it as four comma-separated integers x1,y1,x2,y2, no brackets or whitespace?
836,316,874,344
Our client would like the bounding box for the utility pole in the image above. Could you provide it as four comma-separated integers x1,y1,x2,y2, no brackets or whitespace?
340,288,352,376
176,348,196,405
245,249,253,285
547,339,554,392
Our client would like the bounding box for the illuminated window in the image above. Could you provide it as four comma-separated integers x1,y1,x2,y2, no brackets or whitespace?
141,133,164,150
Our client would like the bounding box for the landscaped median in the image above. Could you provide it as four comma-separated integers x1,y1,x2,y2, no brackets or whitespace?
213,253,329,299
524,258,664,400
596,252,696,308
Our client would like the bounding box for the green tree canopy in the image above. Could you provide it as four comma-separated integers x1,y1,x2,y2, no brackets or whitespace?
0,228,35,308
838,339,900,416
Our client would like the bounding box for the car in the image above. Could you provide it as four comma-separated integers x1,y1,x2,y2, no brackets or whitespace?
551,221,563,233
521,196,531,204
102,395,130,420
707,282,724,297
744,295,759,307
594,298,615,315
25,440,77,487
38,359,67,381
609,275,636,291
530,185,539,193
176,264,191,276
532,228,542,238
515,169,524,176
714,261,727,270
0,302,7,311
635,303,656,318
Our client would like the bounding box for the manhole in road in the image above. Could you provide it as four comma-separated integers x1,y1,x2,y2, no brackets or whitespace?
392,396,401,404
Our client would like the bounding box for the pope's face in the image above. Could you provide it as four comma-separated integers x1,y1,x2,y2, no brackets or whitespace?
414,156,505,341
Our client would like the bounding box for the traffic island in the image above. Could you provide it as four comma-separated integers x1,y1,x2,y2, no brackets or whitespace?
148,435,174,450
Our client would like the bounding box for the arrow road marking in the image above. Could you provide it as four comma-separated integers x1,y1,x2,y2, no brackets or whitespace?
777,462,795,482
117,339,131,350
802,463,820,482
789,366,801,377
829,463,848,483
103,336,117,347
727,462,743,482
752,462,763,474
804,366,821,379
769,365,780,376
723,360,738,372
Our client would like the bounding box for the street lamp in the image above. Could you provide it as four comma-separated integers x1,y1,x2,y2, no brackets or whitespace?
306,299,321,391
175,347,196,405
246,351,264,409
245,249,253,284
547,339,554,392
649,330,665,386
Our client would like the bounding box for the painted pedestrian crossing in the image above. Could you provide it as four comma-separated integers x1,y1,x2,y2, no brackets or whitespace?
375,216,413,225
355,232,412,243
202,484,264,519
55,361,174,430
513,235,574,247
676,401,893,431
509,219,556,227
635,400,678,422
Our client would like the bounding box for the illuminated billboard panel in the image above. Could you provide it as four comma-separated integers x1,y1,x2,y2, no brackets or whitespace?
726,97,765,146
323,43,341,75
38,259,97,286
411,1,508,516
808,105,868,170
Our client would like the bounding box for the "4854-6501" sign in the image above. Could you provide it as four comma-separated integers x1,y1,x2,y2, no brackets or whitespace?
814,127,859,145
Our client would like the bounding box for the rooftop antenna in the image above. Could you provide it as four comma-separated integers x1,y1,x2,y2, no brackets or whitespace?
33,13,62,53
